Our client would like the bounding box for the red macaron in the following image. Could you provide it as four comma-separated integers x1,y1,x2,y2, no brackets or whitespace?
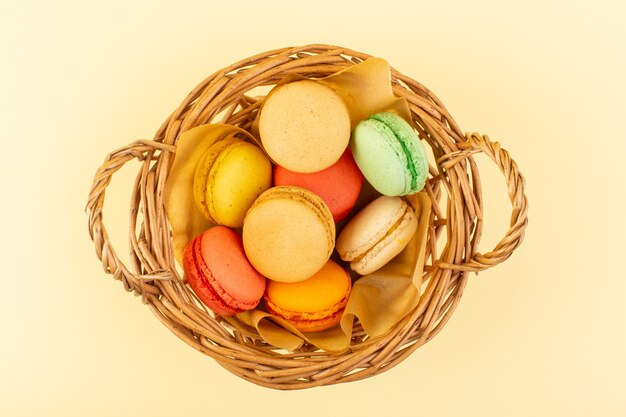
183,226,266,316
274,149,364,222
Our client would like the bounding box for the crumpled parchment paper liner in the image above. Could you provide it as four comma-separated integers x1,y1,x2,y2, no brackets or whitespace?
224,310,354,353
224,192,431,354
163,123,258,266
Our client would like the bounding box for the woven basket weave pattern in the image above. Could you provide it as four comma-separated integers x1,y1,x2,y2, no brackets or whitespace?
86,45,528,389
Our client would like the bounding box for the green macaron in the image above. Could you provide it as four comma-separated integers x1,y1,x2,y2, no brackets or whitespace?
351,112,428,196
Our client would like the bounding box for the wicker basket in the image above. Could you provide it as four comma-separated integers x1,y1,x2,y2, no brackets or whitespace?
86,44,528,390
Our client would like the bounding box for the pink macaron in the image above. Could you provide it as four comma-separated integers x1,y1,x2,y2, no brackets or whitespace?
182,226,266,316
274,149,364,222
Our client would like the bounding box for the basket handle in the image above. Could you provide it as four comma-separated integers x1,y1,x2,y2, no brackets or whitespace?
85,140,176,293
437,132,528,273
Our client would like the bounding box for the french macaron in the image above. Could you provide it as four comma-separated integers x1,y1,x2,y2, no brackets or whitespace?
351,112,429,196
259,80,351,173
264,260,351,333
336,196,418,275
242,186,335,283
274,149,363,222
193,137,272,228
183,226,266,316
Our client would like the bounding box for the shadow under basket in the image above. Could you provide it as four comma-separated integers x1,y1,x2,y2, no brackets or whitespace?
86,44,528,390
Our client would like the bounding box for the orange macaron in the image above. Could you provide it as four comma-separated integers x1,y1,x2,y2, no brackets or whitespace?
263,260,352,332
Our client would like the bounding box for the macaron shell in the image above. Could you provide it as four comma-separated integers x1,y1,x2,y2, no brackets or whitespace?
259,80,351,173
351,119,410,196
243,186,335,283
209,141,272,227
274,150,363,222
264,260,351,332
337,196,408,261
183,226,266,316
370,112,429,193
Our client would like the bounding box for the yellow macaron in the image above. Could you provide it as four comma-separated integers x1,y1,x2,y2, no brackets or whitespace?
193,138,272,228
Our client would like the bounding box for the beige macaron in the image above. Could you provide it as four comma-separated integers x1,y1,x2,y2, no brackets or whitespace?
336,196,418,275
259,80,351,173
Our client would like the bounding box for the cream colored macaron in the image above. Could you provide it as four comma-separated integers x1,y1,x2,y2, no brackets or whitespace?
336,196,418,275
259,80,351,173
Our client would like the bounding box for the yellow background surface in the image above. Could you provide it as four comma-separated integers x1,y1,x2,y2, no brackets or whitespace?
2,0,625,416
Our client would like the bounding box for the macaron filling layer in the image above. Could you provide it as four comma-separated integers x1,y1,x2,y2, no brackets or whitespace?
264,292,349,324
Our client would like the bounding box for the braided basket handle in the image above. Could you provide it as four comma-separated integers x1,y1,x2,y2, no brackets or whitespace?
85,140,176,293
438,132,528,272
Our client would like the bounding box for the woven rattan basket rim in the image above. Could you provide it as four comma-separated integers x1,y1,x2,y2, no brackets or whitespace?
86,44,528,390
